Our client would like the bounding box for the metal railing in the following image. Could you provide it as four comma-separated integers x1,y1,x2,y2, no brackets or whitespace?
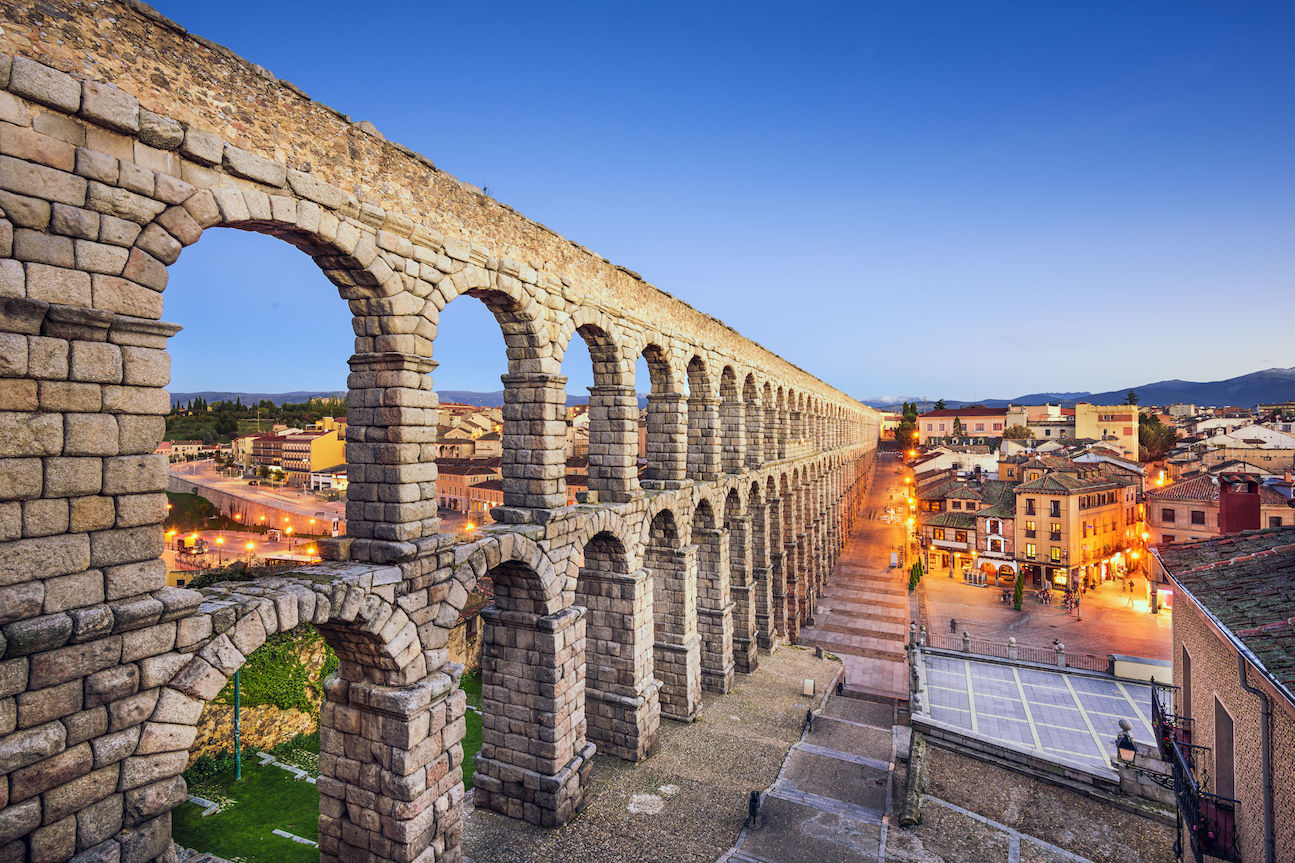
1153,681,1242,863
924,632,1111,673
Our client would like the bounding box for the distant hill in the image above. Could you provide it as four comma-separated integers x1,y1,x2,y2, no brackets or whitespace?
171,389,649,408
861,367,1295,410
169,390,345,406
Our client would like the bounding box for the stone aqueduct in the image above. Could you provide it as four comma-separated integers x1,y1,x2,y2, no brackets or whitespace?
0,3,880,862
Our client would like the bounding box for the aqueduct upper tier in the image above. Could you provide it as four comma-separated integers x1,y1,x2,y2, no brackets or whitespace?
0,2,881,862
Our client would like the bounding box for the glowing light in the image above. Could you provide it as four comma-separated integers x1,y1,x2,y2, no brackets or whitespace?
233,513,242,520
216,537,224,545
904,477,911,484
245,542,254,551
1141,532,1149,541
465,523,476,532
1131,551,1140,560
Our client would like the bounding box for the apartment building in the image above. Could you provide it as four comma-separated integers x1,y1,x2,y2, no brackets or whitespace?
917,407,1008,445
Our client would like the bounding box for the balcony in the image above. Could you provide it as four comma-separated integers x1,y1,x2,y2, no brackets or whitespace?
1153,687,1241,863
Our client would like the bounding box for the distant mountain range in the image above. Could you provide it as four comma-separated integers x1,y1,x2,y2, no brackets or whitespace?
169,389,649,408
862,367,1295,410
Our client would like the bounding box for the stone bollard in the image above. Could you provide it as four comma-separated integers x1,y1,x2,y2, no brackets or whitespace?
1056,642,1066,667
1008,636,1018,661
919,624,927,646
962,631,971,653
909,621,918,646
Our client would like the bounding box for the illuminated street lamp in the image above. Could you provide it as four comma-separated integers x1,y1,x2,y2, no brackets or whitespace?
216,536,224,565
245,541,255,564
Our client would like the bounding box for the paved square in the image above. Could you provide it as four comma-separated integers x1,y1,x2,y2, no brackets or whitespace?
919,653,1154,773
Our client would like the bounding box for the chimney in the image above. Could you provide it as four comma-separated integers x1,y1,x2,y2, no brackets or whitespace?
1219,474,1261,534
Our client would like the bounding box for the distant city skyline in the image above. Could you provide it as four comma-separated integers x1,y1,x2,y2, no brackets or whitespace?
158,1,1294,399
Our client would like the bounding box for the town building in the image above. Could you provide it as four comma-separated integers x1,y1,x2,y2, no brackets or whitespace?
1012,459,1140,592
1072,403,1139,459
917,407,1008,446
1145,474,1293,546
281,429,346,487
1153,527,1295,863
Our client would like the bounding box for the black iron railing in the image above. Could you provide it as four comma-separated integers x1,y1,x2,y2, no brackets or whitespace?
1169,735,1241,863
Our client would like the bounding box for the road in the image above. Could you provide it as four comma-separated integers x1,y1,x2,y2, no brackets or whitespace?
169,460,346,521
800,451,911,701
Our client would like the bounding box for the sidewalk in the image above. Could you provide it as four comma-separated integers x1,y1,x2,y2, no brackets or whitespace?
801,452,910,701
920,566,1171,660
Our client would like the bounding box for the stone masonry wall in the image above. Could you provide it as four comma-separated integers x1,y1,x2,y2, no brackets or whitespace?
0,3,881,862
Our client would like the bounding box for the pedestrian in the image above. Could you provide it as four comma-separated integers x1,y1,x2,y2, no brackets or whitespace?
949,617,958,634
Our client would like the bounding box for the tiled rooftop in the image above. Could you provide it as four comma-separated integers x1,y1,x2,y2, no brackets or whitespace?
1156,526,1295,697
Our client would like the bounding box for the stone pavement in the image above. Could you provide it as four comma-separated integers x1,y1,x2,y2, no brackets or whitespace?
919,653,1155,775
920,559,1172,661
462,646,843,863
722,687,1173,863
802,452,911,701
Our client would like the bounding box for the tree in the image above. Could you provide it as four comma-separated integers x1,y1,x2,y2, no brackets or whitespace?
1138,413,1178,462
1003,424,1031,440
1012,571,1024,611
934,399,947,410
952,417,964,438
1123,389,1140,406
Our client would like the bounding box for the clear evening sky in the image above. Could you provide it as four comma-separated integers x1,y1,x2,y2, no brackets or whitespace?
155,1,1294,402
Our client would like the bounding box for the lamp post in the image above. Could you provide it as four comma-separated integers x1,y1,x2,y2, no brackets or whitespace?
215,536,224,565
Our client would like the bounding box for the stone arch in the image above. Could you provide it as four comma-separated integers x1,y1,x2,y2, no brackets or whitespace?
763,381,778,461
475,556,593,826
155,567,440,863
686,354,720,482
743,372,762,469
718,366,744,475
721,486,757,675
558,309,638,502
640,340,687,485
644,508,701,720
576,530,660,762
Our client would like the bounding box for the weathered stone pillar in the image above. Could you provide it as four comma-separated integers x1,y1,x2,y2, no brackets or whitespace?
786,539,803,643
686,395,721,482
345,351,439,558
650,545,702,721
775,405,788,459
319,669,465,863
769,550,789,643
578,567,661,762
764,401,778,462
586,384,640,503
789,410,803,445
643,392,687,488
499,372,568,511
474,605,594,826
720,397,746,474
745,399,763,468
726,514,759,674
694,526,735,693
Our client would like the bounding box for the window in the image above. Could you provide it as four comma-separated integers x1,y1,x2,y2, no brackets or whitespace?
1161,508,1176,523
1025,499,1036,516
926,423,933,431
1050,523,1061,541
989,519,1001,535
1215,698,1235,799
175,578,186,587
993,422,1003,431
939,423,946,431
1025,520,1036,537
933,528,945,540
1163,534,1176,543
1025,543,1036,559
950,500,960,509
1271,516,1284,528
975,423,985,431
955,531,968,543
1050,547,1062,562
1050,500,1061,518
1190,510,1205,525
990,539,1003,553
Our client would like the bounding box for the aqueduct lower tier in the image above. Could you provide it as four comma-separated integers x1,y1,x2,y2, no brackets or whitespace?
0,3,881,861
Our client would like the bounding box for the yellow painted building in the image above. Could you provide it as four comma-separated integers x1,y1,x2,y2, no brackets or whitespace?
1073,403,1139,459
1013,460,1141,591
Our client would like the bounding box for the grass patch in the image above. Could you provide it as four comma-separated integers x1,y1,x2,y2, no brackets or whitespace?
174,759,319,863
462,706,483,792
460,668,482,710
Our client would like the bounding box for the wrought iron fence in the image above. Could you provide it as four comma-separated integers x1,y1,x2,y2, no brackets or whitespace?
1170,731,1241,863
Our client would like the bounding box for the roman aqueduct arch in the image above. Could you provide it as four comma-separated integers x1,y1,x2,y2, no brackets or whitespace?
0,3,881,862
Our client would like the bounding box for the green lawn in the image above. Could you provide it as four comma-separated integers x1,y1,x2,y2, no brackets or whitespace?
174,760,319,863
176,675,486,860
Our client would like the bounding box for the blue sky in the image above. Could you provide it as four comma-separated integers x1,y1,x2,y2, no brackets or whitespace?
156,1,1295,402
